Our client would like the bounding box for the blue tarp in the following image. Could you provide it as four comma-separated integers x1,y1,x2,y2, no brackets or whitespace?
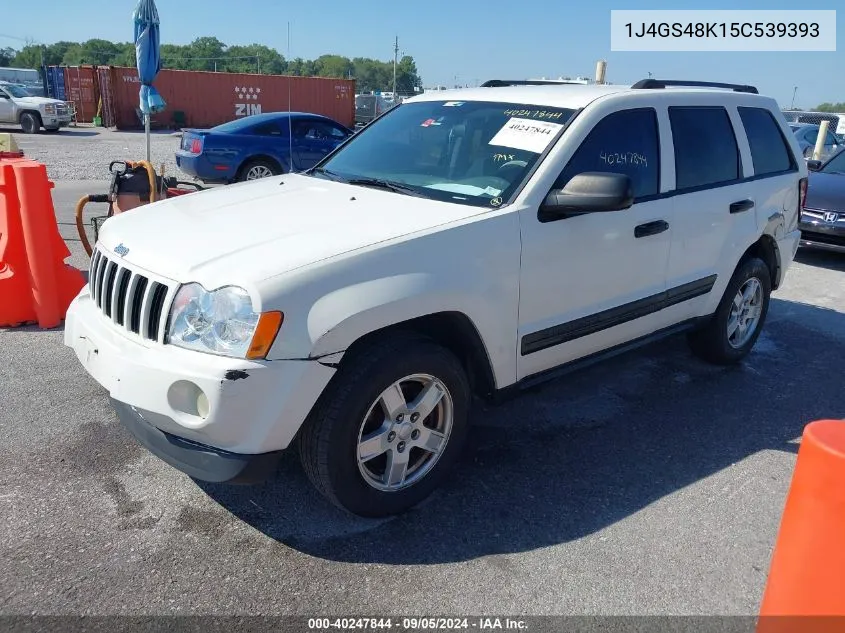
133,0,166,115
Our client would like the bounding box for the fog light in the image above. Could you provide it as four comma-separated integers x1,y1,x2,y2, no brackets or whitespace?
167,380,210,419
196,391,210,419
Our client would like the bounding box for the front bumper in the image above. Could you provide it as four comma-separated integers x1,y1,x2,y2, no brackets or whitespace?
43,114,72,129
799,211,845,254
64,287,337,462
112,399,280,483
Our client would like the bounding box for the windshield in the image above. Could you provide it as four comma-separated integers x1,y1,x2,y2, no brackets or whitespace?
3,84,32,98
822,150,845,174
314,100,577,207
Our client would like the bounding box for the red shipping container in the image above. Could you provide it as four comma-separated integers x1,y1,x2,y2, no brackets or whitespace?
63,66,99,123
106,67,355,130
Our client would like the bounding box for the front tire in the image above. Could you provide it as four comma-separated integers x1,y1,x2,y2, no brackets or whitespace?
298,333,471,517
20,112,41,134
687,256,771,365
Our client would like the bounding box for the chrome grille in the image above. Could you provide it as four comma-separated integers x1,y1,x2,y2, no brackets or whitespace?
88,247,174,343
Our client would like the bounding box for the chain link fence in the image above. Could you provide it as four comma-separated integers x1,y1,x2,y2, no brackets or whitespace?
782,110,844,135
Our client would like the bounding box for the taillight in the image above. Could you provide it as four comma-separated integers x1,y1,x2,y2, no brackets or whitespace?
799,177,808,210
190,138,203,154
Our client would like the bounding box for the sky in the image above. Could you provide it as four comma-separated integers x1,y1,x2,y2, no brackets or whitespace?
1,0,843,108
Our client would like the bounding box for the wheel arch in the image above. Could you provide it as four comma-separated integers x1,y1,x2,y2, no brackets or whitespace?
741,232,781,289
290,274,504,399
236,154,286,179
18,109,42,127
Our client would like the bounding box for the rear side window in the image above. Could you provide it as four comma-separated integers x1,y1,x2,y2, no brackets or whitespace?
553,108,660,199
738,107,795,175
670,106,740,190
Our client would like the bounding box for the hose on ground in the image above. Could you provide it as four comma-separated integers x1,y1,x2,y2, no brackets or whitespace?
75,194,109,257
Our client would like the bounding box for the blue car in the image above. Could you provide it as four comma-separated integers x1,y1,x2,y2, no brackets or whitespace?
175,112,353,184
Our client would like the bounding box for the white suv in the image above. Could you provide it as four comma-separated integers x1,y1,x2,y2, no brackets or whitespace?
65,78,807,517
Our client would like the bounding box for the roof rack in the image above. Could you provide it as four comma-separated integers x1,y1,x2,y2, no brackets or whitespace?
631,79,758,94
480,79,588,87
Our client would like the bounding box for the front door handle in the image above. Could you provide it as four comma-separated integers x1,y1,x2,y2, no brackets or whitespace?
730,199,755,214
634,220,669,238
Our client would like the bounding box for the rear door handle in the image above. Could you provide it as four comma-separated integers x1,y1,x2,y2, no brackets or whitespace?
634,220,669,238
730,199,755,214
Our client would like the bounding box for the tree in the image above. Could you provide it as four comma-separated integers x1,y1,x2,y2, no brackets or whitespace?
816,102,845,113
0,47,17,67
395,55,422,95
62,39,121,65
12,45,44,69
224,44,285,74
185,37,226,71
313,54,353,79
4,35,424,92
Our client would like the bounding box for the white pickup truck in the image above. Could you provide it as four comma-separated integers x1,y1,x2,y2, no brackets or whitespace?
66,78,805,517
0,82,72,133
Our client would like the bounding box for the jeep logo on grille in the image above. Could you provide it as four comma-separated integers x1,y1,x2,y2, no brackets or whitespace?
114,243,130,257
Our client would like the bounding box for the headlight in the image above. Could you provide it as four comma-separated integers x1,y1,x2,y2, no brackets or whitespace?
43,104,56,115
166,283,283,359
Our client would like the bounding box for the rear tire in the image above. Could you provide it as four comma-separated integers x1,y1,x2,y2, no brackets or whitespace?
687,256,771,365
298,332,471,518
20,112,41,134
236,158,281,182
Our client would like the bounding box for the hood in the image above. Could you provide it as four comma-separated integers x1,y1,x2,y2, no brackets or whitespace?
98,173,486,285
12,96,65,107
805,171,845,213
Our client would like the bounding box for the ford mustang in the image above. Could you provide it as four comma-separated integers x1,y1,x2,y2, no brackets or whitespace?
175,112,353,184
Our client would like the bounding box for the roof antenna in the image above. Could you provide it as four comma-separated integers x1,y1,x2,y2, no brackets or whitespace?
287,21,293,173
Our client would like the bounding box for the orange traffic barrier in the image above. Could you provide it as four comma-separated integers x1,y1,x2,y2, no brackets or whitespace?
758,419,845,633
0,157,85,328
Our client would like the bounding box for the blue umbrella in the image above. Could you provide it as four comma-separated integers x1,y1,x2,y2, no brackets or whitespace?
133,0,166,161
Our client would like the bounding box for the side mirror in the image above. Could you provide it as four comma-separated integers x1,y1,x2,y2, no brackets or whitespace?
539,172,634,222
807,159,822,172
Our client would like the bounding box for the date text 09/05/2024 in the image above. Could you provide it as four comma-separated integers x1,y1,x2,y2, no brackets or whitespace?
625,22,820,38
307,618,528,630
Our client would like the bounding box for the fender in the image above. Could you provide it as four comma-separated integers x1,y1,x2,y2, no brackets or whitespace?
301,272,516,389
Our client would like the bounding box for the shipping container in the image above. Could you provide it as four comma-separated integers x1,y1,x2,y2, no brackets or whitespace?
63,66,99,123
105,66,355,130
44,66,67,100
97,67,116,128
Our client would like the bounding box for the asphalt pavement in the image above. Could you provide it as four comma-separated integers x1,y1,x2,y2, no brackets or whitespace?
1,180,844,616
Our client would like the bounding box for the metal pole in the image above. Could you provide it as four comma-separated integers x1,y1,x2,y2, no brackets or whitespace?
145,113,151,162
392,36,398,97
257,55,261,74
791,86,798,109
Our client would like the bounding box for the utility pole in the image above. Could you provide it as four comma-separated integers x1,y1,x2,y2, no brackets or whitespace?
790,86,798,109
392,35,398,97
257,55,261,74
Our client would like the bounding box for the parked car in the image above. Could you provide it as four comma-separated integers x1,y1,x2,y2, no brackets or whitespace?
354,94,395,128
799,148,845,253
0,81,72,133
67,78,806,517
175,112,353,183
790,122,841,160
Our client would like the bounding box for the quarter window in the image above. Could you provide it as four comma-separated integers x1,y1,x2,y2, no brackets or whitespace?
670,106,740,190
738,107,795,176
553,108,660,199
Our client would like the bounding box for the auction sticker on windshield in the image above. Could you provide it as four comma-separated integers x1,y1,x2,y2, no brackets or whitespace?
489,117,564,153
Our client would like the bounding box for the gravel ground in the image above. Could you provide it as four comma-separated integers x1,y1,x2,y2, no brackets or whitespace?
1,179,844,618
1,124,183,182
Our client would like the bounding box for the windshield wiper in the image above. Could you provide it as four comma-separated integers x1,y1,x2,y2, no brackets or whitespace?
309,167,346,182
345,177,432,198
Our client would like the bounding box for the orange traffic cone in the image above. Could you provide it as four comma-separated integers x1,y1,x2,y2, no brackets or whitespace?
0,157,85,328
758,419,845,632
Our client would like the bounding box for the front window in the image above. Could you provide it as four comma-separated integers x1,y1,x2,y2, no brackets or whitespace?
313,100,577,207
821,150,845,174
4,84,32,98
